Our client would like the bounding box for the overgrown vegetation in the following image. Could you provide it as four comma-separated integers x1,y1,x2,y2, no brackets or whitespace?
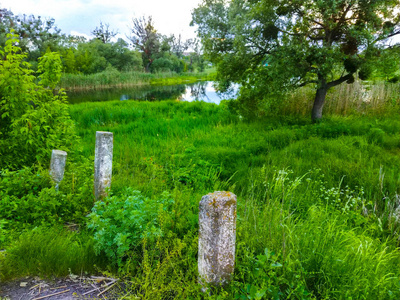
1,23,400,300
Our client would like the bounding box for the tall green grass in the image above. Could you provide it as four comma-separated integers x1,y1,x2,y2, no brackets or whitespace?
279,80,400,116
66,99,400,298
0,227,109,280
60,69,215,91
2,94,400,298
69,100,400,205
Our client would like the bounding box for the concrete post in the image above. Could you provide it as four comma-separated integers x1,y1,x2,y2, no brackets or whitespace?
49,150,67,190
198,191,237,290
94,131,113,200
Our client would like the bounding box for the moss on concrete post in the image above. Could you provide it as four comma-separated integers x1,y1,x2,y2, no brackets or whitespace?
198,191,237,290
49,150,67,190
94,131,113,200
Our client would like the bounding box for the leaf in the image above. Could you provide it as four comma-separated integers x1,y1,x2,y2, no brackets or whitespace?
270,262,283,268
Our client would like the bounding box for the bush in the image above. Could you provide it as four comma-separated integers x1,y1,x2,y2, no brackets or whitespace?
87,188,174,265
0,32,78,170
0,162,94,240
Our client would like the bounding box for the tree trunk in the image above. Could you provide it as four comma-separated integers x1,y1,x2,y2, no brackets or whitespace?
311,80,328,122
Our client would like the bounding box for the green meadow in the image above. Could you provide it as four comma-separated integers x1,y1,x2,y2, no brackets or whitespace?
2,84,400,299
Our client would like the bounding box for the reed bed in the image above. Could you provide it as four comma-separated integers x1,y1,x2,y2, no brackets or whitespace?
280,80,400,116
60,69,215,91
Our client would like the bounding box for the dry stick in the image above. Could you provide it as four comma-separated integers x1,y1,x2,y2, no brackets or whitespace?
82,278,118,296
90,276,116,281
97,282,118,297
50,285,68,290
102,279,119,287
32,289,70,300
82,285,101,296
30,284,40,290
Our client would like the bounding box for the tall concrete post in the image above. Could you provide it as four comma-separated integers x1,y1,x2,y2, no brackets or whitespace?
198,191,237,290
49,150,67,190
94,131,113,200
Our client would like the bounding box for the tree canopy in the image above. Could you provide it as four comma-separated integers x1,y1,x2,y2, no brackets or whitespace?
192,0,400,121
91,22,118,44
128,16,160,72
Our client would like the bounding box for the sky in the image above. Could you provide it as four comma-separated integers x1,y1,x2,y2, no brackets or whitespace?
0,0,203,42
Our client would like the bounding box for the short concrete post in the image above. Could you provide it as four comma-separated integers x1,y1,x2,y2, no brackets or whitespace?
94,131,113,200
49,150,67,190
198,191,237,290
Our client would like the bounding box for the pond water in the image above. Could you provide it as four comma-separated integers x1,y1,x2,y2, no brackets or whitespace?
67,81,238,105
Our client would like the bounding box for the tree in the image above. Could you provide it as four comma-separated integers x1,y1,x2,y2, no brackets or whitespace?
169,34,192,58
0,8,74,65
128,16,160,72
192,0,400,121
91,21,118,43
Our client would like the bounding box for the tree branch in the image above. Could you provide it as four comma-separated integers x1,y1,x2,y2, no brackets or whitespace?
327,73,353,89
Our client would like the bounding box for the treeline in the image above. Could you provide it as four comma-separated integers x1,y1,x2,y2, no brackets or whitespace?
0,9,205,75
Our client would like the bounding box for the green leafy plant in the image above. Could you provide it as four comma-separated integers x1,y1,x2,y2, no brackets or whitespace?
87,188,174,265
233,248,311,300
0,31,78,170
0,164,94,235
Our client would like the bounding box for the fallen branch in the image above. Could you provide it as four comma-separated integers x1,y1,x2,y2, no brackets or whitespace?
32,289,70,300
82,285,101,296
97,281,118,297
50,285,68,290
29,284,40,290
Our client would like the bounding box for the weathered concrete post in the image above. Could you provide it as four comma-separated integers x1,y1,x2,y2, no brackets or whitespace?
49,150,67,190
94,131,113,200
198,191,237,290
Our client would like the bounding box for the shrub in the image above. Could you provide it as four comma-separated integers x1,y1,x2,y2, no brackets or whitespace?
0,32,78,170
0,162,94,240
87,188,174,265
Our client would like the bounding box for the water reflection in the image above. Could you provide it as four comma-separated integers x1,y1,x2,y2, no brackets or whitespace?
67,81,237,105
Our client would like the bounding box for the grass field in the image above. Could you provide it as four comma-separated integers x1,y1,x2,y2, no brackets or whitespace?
1,88,400,299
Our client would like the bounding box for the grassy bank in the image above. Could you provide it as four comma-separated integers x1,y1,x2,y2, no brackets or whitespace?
60,69,216,91
67,100,399,298
2,98,400,298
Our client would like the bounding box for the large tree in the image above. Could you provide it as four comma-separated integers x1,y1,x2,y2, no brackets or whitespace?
192,0,400,121
128,16,160,72
0,8,75,64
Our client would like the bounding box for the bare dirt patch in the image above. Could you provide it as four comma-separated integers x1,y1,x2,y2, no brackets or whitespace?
0,275,122,300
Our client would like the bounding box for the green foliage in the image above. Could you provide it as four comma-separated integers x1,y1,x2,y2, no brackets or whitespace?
68,39,143,74
87,188,174,265
0,162,94,238
0,9,73,65
192,0,400,120
0,32,78,169
37,51,63,89
2,97,400,299
234,168,400,300
233,248,310,300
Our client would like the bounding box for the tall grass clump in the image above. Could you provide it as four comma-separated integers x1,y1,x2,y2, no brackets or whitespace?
232,169,400,300
0,227,109,280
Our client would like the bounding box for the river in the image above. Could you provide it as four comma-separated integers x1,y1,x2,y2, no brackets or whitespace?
66,81,238,105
